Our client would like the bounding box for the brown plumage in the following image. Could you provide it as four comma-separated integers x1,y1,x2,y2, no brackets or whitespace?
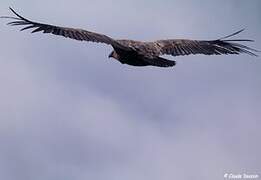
1,8,259,68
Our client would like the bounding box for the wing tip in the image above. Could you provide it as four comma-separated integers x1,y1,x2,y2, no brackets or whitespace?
218,29,259,56
219,28,246,40
7,7,29,22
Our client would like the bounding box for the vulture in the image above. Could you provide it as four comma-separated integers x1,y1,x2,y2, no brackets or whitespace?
1,8,259,68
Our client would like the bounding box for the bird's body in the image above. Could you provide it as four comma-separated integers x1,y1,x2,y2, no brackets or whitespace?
110,48,152,66
1,8,258,68
109,40,176,67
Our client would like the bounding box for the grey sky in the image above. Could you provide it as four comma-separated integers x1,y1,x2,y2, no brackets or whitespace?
0,0,260,180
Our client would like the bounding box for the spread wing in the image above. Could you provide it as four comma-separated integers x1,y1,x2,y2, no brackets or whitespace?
155,29,259,57
1,7,127,49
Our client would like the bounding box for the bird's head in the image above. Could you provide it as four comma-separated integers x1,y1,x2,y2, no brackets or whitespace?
108,51,120,60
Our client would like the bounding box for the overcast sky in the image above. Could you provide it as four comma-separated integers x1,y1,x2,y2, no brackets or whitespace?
0,0,260,180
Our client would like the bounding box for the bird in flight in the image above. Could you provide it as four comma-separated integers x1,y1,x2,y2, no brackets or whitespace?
1,8,258,68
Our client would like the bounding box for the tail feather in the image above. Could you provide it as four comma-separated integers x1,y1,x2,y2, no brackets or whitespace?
145,57,176,67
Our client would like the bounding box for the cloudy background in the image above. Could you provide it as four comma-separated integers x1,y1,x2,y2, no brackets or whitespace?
0,0,260,180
